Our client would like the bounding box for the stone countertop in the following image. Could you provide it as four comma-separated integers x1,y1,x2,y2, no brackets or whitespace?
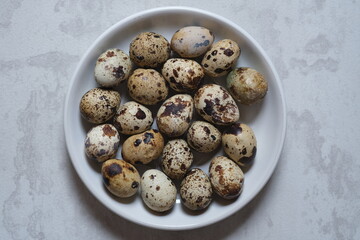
1,1,359,239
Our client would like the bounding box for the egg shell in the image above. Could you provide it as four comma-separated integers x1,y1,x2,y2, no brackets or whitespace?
129,32,170,68
209,156,244,199
101,159,140,198
84,124,120,162
194,84,240,125
80,88,121,124
227,67,268,105
156,94,194,137
94,48,132,87
180,168,213,210
141,169,177,212
113,101,153,135
161,139,193,180
201,39,241,77
162,58,204,93
171,26,214,58
128,68,169,105
121,129,164,165
222,123,257,167
186,121,221,152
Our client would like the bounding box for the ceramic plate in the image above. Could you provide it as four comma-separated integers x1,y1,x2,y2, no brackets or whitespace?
64,6,286,230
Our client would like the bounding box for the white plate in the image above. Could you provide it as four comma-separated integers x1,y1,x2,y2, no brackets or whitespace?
64,6,286,230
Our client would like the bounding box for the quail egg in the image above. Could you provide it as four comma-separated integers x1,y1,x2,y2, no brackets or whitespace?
80,88,121,124
102,159,140,198
84,124,120,162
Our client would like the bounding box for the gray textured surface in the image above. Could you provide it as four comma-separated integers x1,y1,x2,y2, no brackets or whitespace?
1,0,360,239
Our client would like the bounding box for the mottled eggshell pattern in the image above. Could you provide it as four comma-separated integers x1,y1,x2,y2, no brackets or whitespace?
141,169,177,212
80,88,121,124
194,84,240,125
156,94,194,137
162,58,204,93
227,67,268,105
84,124,120,162
209,156,244,199
201,39,240,77
113,101,153,135
129,32,170,68
186,121,221,152
161,139,193,180
128,68,168,105
171,26,214,58
94,48,132,87
180,168,213,210
121,129,164,165
222,123,257,167
101,159,140,198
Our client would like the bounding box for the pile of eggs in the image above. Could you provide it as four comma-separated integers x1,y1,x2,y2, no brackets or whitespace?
80,26,268,213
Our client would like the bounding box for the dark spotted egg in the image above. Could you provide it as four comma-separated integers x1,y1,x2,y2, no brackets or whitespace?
84,124,120,163
209,156,244,199
201,39,240,77
222,123,257,167
194,84,240,125
171,26,214,58
156,94,194,137
101,159,140,198
121,129,164,165
113,101,153,135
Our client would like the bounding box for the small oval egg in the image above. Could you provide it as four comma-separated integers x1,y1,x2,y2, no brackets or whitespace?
162,58,204,93
141,169,177,212
209,156,244,199
156,94,194,137
186,121,221,152
161,139,193,180
128,68,169,105
194,84,240,125
80,88,121,124
84,124,120,162
94,48,132,87
171,26,214,58
180,168,213,211
113,101,153,135
129,32,170,68
201,39,241,77
101,159,140,198
121,129,164,165
227,67,268,105
222,123,257,167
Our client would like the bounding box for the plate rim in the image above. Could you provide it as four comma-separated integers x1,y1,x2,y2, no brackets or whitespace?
64,6,287,230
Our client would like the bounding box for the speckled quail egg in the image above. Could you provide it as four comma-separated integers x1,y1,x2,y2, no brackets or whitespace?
156,94,194,137
80,88,121,124
101,159,140,198
84,124,120,162
209,156,244,199
161,139,193,180
113,101,153,135
128,68,169,105
194,84,240,125
222,123,257,167
201,39,240,77
121,129,164,165
162,58,204,93
141,169,177,212
129,32,170,68
180,168,213,210
186,121,221,153
171,26,214,58
94,48,132,87
227,67,268,105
